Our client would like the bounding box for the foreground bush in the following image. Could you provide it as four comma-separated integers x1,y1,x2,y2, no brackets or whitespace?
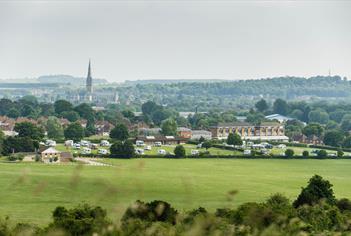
0,175,351,235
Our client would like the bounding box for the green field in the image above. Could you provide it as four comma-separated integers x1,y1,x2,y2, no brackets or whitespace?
0,159,350,225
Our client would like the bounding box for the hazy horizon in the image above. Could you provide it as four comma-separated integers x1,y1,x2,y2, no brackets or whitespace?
1,1,350,82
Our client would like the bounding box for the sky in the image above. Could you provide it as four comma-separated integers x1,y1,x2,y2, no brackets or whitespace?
0,0,350,82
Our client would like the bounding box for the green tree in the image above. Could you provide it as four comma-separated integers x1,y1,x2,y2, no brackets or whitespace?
302,123,324,137
255,99,268,112
337,149,344,158
109,124,129,141
342,136,351,148
285,149,294,158
308,109,329,124
323,130,344,147
174,145,186,158
61,111,80,122
46,116,64,140
85,119,97,137
7,108,20,118
14,122,44,141
161,119,177,136
202,141,212,150
141,101,159,116
2,136,37,155
51,204,110,235
293,175,336,208
227,133,242,146
317,150,328,159
273,98,289,115
64,123,84,142
341,114,351,132
302,150,309,158
54,100,73,114
110,140,135,158
74,103,95,120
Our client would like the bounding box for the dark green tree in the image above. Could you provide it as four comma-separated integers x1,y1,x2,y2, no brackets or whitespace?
302,123,324,138
110,140,135,158
255,99,268,112
323,130,344,147
227,133,242,146
285,149,294,158
293,175,336,207
54,100,73,114
74,103,95,120
109,124,129,141
64,123,84,142
51,204,110,235
317,150,328,159
273,99,289,115
161,119,177,136
61,111,80,122
14,122,44,141
302,150,309,158
46,116,64,140
174,145,186,158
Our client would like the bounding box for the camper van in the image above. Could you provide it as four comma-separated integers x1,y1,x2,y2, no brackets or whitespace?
135,149,145,155
100,140,110,147
81,147,91,155
154,142,162,147
243,149,251,155
98,149,108,155
136,140,145,147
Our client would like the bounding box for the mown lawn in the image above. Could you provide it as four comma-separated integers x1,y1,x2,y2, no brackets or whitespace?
0,159,350,225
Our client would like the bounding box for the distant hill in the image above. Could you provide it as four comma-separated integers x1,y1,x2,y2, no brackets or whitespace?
124,79,227,85
37,75,108,85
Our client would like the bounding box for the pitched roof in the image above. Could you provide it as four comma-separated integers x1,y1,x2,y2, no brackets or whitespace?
41,147,61,154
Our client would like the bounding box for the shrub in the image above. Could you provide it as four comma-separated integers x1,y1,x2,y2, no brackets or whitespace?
50,204,110,235
174,145,186,158
122,200,178,225
317,149,328,159
302,150,309,158
293,175,336,208
285,149,294,158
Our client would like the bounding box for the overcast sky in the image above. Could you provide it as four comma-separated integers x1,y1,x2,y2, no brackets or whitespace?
0,1,350,82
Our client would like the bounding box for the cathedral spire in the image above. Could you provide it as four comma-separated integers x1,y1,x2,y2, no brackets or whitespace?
86,59,93,94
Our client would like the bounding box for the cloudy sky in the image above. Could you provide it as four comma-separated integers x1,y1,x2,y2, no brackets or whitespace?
0,1,350,82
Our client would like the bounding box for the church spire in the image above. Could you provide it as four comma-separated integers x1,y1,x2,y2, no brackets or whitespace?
86,59,93,95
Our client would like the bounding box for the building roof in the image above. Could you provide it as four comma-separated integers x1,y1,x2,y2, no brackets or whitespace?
41,147,61,154
265,114,293,122
177,127,192,132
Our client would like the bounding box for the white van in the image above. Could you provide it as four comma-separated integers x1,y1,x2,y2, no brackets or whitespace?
243,149,251,155
45,140,56,147
136,140,145,146
80,140,90,147
144,145,152,151
154,142,162,147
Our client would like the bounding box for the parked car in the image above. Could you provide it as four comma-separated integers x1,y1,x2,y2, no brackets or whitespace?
144,145,152,151
277,144,286,149
157,149,167,155
98,149,108,155
73,143,81,149
136,140,145,146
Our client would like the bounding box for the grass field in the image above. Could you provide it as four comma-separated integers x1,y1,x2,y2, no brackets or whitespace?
0,159,350,225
